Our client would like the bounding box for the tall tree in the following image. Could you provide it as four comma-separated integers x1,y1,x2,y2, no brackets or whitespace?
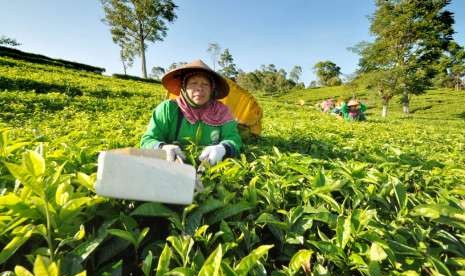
0,35,21,47
356,0,454,115
101,0,177,78
289,65,302,83
313,61,342,86
207,42,221,70
218,48,238,79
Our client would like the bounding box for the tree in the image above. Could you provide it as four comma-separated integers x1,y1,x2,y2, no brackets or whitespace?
0,35,21,47
207,42,221,70
354,69,399,117
313,61,342,86
355,0,454,115
236,65,295,95
308,80,318,88
289,66,302,83
116,39,138,75
433,41,465,90
150,66,165,80
218,48,238,79
236,71,261,92
448,42,465,91
101,0,177,78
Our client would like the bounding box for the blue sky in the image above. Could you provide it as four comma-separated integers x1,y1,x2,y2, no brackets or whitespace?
1,0,465,85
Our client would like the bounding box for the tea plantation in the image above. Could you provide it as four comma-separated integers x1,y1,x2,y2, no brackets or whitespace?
0,56,464,275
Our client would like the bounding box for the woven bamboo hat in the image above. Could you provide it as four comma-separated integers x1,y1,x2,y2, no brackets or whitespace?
347,99,360,106
161,59,229,99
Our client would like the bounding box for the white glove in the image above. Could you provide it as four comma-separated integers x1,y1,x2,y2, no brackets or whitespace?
161,144,186,162
199,144,226,165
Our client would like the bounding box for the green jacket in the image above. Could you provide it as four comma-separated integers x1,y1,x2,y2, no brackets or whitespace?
140,100,242,156
341,102,367,121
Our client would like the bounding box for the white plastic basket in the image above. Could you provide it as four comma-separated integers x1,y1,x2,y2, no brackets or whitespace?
95,148,196,204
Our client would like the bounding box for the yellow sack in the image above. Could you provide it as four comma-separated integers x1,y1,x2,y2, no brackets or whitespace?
167,78,262,139
219,79,262,139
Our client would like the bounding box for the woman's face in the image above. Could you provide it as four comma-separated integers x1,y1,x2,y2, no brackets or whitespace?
185,74,213,105
349,105,358,111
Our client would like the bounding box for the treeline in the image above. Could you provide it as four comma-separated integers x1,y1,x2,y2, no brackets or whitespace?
236,64,305,96
149,44,307,96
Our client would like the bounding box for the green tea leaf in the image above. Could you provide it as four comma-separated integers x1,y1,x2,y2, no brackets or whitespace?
136,227,150,248
165,267,195,276
76,172,95,190
255,213,287,229
74,224,85,241
130,202,182,229
107,229,137,247
4,162,33,189
23,150,45,177
198,244,222,276
156,243,172,276
369,242,387,262
207,201,254,225
368,261,381,276
55,182,72,206
336,213,351,249
313,170,325,187
186,198,223,235
391,177,407,210
0,193,21,206
14,266,34,276
33,256,58,276
429,256,452,276
5,142,29,156
288,249,313,273
142,250,153,276
221,262,238,276
0,229,33,265
220,221,235,243
59,198,91,220
234,245,273,275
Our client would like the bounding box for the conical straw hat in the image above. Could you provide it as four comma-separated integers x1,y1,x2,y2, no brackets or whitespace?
161,59,229,99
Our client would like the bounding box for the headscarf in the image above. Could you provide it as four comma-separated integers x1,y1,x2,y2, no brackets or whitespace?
176,73,234,126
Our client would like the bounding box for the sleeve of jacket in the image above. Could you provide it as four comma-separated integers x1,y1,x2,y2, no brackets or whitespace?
359,103,367,112
220,120,242,158
341,102,349,115
140,100,175,149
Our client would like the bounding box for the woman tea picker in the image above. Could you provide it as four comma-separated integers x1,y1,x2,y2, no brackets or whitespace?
140,60,242,165
340,99,367,121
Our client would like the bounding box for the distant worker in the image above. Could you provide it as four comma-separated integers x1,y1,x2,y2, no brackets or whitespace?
331,97,345,117
321,98,335,113
140,60,242,165
341,99,367,121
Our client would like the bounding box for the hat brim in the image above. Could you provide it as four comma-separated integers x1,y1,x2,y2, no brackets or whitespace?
161,66,229,99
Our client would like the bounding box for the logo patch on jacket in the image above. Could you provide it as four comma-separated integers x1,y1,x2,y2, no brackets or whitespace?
210,130,220,144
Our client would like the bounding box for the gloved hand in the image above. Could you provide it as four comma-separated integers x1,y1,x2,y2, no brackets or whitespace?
161,144,186,162
199,144,226,165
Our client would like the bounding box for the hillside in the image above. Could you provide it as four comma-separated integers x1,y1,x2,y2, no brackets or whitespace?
0,56,464,275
